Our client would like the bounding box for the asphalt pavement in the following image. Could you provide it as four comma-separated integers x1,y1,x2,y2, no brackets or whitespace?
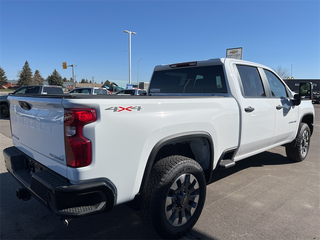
0,105,319,240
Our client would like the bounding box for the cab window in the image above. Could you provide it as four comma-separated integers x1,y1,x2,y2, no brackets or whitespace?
237,65,266,98
81,89,91,94
149,65,227,94
17,86,40,94
264,70,288,98
14,87,28,94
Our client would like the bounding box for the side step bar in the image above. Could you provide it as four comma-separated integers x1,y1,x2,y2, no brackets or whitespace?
219,160,236,169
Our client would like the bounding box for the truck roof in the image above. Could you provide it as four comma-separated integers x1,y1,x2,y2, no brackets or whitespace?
154,58,272,71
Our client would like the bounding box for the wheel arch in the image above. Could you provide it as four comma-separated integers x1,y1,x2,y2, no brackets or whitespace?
140,132,214,194
301,113,314,135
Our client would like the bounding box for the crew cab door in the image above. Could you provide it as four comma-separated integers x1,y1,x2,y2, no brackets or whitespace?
261,69,299,144
235,65,275,158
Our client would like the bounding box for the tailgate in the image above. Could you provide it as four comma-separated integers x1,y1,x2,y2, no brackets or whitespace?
8,95,67,177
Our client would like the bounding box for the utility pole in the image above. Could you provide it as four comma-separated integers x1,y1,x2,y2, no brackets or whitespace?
68,64,77,84
62,62,77,87
137,58,142,83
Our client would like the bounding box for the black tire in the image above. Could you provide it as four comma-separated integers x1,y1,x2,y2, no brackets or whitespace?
141,155,206,239
285,123,311,162
0,103,9,118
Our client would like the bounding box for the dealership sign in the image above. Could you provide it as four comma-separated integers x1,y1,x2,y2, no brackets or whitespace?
226,47,243,60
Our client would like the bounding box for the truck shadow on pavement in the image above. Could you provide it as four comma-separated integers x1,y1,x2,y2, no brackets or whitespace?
210,150,292,184
0,150,290,240
1,171,216,240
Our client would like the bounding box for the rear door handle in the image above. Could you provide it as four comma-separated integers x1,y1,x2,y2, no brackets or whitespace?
276,105,283,110
244,106,255,112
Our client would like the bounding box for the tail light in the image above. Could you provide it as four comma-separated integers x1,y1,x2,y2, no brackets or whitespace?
64,109,97,168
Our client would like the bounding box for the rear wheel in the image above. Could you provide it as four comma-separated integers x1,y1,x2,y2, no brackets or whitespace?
285,123,311,162
141,155,206,239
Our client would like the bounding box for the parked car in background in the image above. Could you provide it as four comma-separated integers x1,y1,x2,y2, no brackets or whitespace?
0,85,64,118
116,89,147,95
312,91,320,103
69,87,111,95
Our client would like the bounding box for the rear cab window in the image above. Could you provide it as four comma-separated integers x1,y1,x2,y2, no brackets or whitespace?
149,65,228,96
43,87,63,94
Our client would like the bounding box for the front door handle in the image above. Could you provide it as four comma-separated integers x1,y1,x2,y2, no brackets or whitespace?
244,106,255,112
276,105,283,110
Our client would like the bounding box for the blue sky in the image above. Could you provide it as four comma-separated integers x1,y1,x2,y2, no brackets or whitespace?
1,0,319,87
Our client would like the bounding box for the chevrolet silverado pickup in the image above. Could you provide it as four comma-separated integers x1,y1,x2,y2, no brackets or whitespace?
3,58,315,238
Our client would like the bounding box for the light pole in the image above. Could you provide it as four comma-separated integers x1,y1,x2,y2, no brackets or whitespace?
67,64,77,85
137,58,142,83
124,30,137,85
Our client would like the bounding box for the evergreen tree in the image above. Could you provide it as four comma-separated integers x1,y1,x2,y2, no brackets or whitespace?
0,66,8,87
47,69,64,86
33,70,44,85
18,61,33,87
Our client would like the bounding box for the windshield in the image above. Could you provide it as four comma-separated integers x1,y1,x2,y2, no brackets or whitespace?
14,86,40,94
149,65,227,95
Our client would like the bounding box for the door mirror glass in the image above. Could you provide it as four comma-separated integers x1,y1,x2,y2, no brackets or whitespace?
299,82,313,100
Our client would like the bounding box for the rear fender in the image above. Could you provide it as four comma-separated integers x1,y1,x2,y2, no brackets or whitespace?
140,132,213,194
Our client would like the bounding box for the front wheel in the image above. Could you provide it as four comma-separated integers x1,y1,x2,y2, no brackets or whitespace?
0,103,9,118
141,155,206,239
285,123,311,162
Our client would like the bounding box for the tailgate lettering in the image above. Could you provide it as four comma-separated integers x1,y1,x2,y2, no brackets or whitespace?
12,115,56,133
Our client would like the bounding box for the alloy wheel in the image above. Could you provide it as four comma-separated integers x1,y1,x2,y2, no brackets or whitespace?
165,173,200,227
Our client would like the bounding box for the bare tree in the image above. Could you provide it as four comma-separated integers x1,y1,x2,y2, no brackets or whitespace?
274,65,290,79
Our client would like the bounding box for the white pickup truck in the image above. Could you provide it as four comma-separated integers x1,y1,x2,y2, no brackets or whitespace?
3,58,315,238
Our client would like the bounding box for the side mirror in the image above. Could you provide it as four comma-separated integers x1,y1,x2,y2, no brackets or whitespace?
299,82,313,100
292,93,301,106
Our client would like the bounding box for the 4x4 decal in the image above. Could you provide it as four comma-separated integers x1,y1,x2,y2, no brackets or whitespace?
105,106,143,112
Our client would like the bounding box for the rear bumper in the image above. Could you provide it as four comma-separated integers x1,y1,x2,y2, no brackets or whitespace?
3,146,117,218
